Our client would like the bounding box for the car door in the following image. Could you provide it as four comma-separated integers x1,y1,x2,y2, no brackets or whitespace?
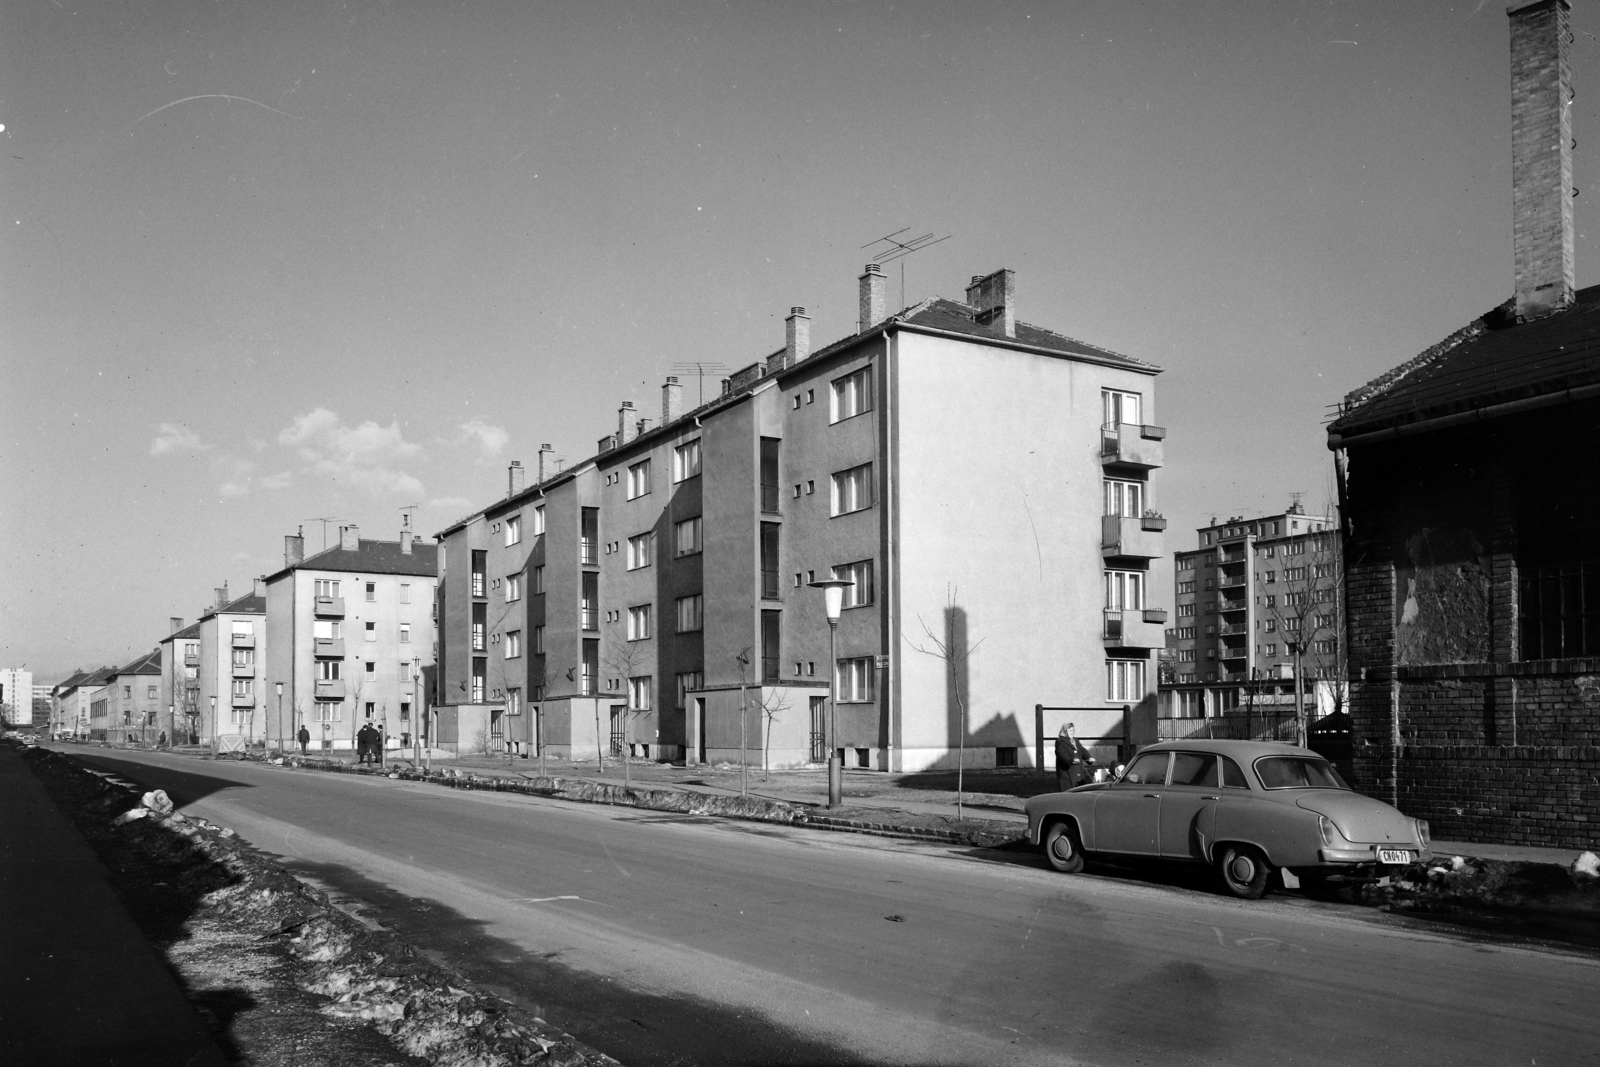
1159,752,1220,860
1092,750,1168,854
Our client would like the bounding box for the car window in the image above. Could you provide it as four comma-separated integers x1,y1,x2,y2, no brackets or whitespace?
1220,756,1250,789
1121,751,1169,786
1254,756,1349,790
1169,753,1218,787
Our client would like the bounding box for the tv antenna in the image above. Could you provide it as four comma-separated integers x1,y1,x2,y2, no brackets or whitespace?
670,361,730,408
862,228,952,311
308,517,342,551
399,503,420,530
1288,491,1305,514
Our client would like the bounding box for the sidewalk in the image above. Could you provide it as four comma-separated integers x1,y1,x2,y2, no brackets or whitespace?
0,743,229,1066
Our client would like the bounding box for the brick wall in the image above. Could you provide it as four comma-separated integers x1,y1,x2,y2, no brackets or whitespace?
1397,745,1599,848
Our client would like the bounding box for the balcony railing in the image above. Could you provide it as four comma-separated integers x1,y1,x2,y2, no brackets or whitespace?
471,574,486,598
1102,609,1164,649
1219,574,1248,588
314,637,345,658
761,569,780,600
580,671,597,697
183,653,199,667
471,626,485,652
470,681,485,703
1219,597,1248,613
314,679,345,699
581,607,598,631
1220,622,1249,636
761,484,780,514
580,540,599,566
231,691,255,707
231,661,255,677
314,596,345,617
762,656,781,684
1220,547,1246,563
1101,514,1164,560
1100,422,1165,469
230,632,255,648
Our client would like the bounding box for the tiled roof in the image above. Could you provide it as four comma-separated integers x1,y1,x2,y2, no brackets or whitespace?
110,650,162,677
267,539,438,581
1330,284,1600,438
896,298,1157,371
158,622,203,645
217,592,266,615
53,669,96,695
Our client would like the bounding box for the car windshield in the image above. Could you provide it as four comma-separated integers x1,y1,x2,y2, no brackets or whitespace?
1254,756,1349,790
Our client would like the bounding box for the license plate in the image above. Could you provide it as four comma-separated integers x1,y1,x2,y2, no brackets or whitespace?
1377,849,1413,865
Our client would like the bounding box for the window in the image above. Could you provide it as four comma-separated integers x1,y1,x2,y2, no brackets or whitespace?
831,366,873,422
400,582,411,604
1284,591,1307,607
1265,570,1276,584
1264,619,1277,632
505,574,522,601
400,622,411,643
1283,617,1301,633
627,532,654,570
1176,690,1204,718
675,671,704,708
1178,649,1196,662
806,389,814,404
675,516,703,557
1178,581,1194,594
1103,478,1144,518
532,506,546,535
1314,639,1338,655
1106,659,1146,702
366,582,377,602
315,579,340,598
1177,626,1196,640
1177,604,1196,617
627,605,652,641
1265,643,1278,656
505,689,520,717
676,594,704,633
532,566,545,594
833,559,874,608
314,701,340,723
505,515,522,546
232,679,252,698
505,630,521,658
629,676,652,710
1263,545,1276,558
1314,563,1333,578
1121,751,1167,785
317,660,341,681
627,459,652,499
1285,566,1307,581
673,439,702,482
232,647,253,667
147,685,159,700
1102,389,1141,428
365,621,377,642
1104,570,1145,610
1204,601,1215,614
1265,594,1276,608
1204,578,1214,591
836,657,875,702
533,625,545,654
831,463,873,515
1171,752,1218,787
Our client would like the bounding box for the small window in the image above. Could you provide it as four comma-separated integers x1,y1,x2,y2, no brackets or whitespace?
833,559,874,608
831,463,873,515
533,625,545,654
627,605,652,641
400,582,411,603
675,516,703,557
791,395,801,410
627,459,652,499
505,631,521,658
673,439,703,482
676,594,704,633
505,515,522,546
366,582,377,602
806,389,815,404
147,685,158,700
365,660,376,676
995,746,1018,768
400,622,411,643
629,676,652,710
1120,751,1168,786
830,367,873,422
627,532,653,570
532,565,545,594
505,574,522,601
836,657,875,702
365,621,377,642
1221,756,1249,788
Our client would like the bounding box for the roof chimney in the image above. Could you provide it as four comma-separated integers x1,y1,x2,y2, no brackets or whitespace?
636,417,653,438
170,617,184,634
285,529,304,568
859,264,887,330
662,377,683,425
400,529,414,554
618,401,637,444
785,306,811,366
965,269,1016,337
1509,0,1575,321
508,459,525,498
537,443,554,482
339,524,360,552
253,577,266,597
214,584,229,610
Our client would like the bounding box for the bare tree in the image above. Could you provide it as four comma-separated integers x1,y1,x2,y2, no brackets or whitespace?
756,686,793,781
905,585,985,821
1264,521,1344,745
602,619,649,788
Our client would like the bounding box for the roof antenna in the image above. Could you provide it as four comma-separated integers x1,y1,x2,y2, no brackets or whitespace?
309,517,341,551
399,503,419,530
862,227,952,311
670,361,730,408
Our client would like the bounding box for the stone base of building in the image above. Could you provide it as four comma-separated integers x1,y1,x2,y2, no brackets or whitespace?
1383,744,1600,850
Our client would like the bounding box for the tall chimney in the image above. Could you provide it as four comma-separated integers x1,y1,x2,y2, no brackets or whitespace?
636,417,653,437
214,584,229,610
618,400,637,444
339,524,360,552
537,443,554,482
1509,0,1575,321
859,263,887,330
253,577,266,597
662,376,683,425
285,529,304,567
965,269,1016,337
400,529,414,554
785,306,811,367
508,459,525,497
170,617,184,634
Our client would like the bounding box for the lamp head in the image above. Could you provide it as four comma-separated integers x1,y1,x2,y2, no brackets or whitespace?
275,681,284,696
807,578,855,623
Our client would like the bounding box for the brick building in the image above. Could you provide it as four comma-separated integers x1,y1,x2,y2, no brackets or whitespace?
1328,0,1599,847
436,264,1168,771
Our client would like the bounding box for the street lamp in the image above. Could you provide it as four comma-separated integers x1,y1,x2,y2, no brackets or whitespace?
209,695,217,757
808,577,855,809
275,682,284,756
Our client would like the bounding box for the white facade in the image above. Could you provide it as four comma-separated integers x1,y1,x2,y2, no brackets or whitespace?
0,667,33,726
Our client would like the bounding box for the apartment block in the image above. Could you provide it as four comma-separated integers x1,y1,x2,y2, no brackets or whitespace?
157,619,202,744
51,667,113,739
0,667,32,726
1162,506,1341,727
265,524,437,754
437,264,1165,771
89,651,162,742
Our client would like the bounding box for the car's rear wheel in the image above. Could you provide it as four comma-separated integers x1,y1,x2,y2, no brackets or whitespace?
1217,844,1271,899
1043,821,1085,874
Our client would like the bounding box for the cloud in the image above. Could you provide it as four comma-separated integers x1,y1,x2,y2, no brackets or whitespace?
259,471,293,490
219,482,249,499
150,422,211,456
427,495,473,511
278,408,424,497
448,420,510,462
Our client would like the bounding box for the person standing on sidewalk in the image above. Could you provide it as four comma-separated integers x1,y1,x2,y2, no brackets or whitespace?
1055,723,1095,792
297,724,310,756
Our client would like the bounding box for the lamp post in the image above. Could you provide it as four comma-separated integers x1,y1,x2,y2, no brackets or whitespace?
808,578,854,809
411,657,421,771
209,695,217,757
275,682,284,756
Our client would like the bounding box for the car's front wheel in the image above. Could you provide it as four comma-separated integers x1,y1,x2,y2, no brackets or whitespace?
1043,821,1085,874
1217,844,1271,899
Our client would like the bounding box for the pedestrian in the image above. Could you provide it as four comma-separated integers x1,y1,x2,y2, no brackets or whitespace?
1055,722,1096,792
157,730,167,749
374,723,385,766
297,724,310,756
357,723,373,764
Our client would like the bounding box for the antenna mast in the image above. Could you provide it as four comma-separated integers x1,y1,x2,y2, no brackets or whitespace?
670,361,730,408
862,228,952,310
399,503,420,530
309,517,341,551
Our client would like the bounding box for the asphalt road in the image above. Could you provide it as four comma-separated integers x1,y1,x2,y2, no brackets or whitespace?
65,748,1600,1067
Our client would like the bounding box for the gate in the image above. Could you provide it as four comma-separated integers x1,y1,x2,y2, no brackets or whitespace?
609,704,628,758
809,696,826,763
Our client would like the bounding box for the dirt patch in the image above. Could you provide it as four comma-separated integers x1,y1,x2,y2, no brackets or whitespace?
23,746,617,1066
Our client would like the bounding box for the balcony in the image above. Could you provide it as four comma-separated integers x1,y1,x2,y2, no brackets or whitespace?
314,596,345,617
183,653,199,667
313,637,345,658
761,483,781,514
762,569,781,600
230,632,256,648
1102,609,1165,649
1219,597,1248,613
1220,622,1249,636
1220,646,1248,662
471,574,486,598
231,690,255,707
314,679,345,699
1101,514,1164,560
1220,547,1246,564
231,661,255,678
1219,574,1248,589
581,608,598,632
1100,423,1165,469
580,540,599,566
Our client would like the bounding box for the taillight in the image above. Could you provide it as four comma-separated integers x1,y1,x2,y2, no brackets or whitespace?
1318,815,1337,847
1416,819,1431,847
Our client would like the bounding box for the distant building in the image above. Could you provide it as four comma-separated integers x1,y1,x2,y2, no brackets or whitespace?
198,585,268,750
92,651,163,742
1162,507,1343,732
436,264,1167,771
265,524,437,754
52,668,113,739
157,619,202,744
0,667,33,726
1328,0,1600,847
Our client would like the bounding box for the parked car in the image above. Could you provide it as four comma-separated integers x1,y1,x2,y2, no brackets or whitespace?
1024,739,1431,898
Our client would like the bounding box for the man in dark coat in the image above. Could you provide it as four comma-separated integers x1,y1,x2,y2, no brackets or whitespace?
297,724,311,756
356,723,372,764
1055,723,1096,792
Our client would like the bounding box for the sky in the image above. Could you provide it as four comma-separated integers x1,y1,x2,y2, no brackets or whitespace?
6,0,1600,682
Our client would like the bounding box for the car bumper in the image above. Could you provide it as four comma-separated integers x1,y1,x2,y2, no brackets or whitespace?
1318,846,1433,865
